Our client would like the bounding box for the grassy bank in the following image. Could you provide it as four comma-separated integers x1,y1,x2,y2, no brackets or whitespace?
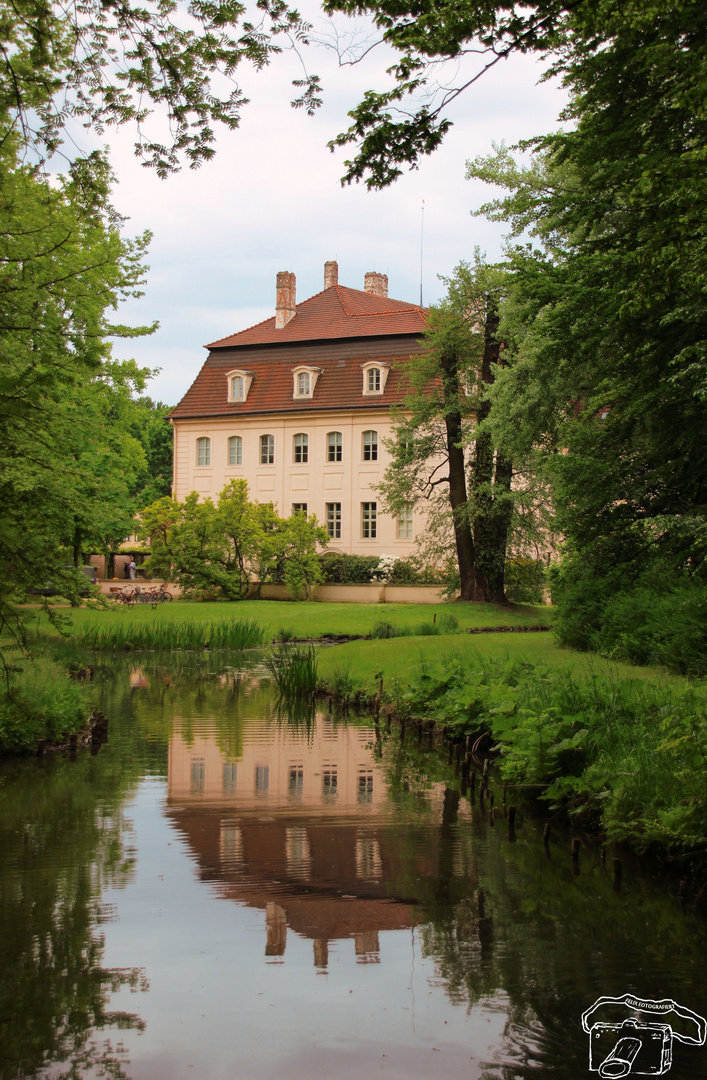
317,636,707,867
0,658,93,754
29,598,553,648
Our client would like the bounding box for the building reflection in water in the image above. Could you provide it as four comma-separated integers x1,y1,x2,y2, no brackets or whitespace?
166,710,463,970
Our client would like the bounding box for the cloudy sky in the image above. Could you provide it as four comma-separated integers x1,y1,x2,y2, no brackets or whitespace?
101,10,569,406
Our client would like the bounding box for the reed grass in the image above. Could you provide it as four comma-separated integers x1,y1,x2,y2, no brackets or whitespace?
266,645,318,700
77,617,265,652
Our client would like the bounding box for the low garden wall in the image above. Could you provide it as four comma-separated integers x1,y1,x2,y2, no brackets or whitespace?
96,581,446,603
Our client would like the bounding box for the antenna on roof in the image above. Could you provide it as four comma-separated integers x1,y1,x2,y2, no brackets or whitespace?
419,199,425,307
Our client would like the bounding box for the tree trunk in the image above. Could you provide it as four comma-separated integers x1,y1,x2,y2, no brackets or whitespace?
469,295,509,603
441,351,477,600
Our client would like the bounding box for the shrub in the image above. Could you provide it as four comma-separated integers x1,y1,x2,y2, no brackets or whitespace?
320,553,380,584
371,620,397,639
504,558,547,604
266,645,318,700
0,659,91,753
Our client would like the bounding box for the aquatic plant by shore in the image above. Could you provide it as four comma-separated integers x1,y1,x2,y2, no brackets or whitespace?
76,617,265,652
266,645,318,701
382,655,707,863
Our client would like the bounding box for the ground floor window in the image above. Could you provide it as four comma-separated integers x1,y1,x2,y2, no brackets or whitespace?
260,434,274,464
196,437,210,466
361,502,377,539
228,435,242,466
326,502,341,539
397,503,413,539
292,503,307,516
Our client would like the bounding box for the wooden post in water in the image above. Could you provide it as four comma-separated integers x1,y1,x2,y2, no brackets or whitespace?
507,805,517,827
571,837,581,861
613,858,622,880
543,822,551,846
483,757,489,779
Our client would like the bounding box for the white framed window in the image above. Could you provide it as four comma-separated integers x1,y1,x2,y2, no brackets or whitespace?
362,430,378,462
293,433,308,463
196,437,211,467
398,429,414,456
327,431,342,462
361,502,377,539
260,434,274,465
292,503,308,516
228,435,242,466
226,369,254,403
292,365,321,399
326,502,341,539
397,504,413,539
361,361,389,395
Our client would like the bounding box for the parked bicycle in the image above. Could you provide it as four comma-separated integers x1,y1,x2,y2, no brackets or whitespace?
112,583,173,608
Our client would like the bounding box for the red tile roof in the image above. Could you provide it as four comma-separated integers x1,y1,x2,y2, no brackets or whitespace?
170,348,423,419
207,284,427,348
171,281,429,420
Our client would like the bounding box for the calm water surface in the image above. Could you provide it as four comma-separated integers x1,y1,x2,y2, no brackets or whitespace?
1,653,705,1080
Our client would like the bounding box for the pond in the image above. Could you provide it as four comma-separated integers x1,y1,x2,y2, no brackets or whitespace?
1,653,706,1080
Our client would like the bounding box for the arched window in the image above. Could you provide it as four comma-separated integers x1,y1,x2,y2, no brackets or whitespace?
361,361,389,395
327,431,342,462
228,435,242,466
293,433,308,463
367,367,381,393
297,371,310,397
226,369,253,403
196,437,211,466
362,430,378,462
260,434,275,465
231,375,244,401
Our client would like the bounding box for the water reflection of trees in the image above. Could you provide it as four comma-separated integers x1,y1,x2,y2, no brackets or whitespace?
379,734,707,1080
96,652,276,765
0,752,146,1079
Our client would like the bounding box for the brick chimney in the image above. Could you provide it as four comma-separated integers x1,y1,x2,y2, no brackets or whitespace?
276,271,296,328
324,260,338,289
364,271,388,297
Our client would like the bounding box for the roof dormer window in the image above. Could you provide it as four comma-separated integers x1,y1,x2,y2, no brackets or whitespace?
292,365,321,399
226,369,254,403
361,361,389,396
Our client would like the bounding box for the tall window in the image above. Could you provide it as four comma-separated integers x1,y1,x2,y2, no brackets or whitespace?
260,434,274,464
293,433,308,463
296,371,310,397
326,503,341,540
231,375,244,401
397,504,413,539
362,430,378,461
255,765,269,794
228,435,242,466
361,502,377,539
327,431,342,462
367,367,381,393
196,437,210,466
398,429,414,457
222,762,237,793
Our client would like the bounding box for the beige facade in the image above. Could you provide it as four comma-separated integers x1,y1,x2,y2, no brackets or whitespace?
172,407,420,557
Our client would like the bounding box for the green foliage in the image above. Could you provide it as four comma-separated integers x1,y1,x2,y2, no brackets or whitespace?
265,511,329,600
398,654,707,857
0,659,92,753
504,559,547,604
77,617,265,652
0,141,155,699
1,0,319,174
319,553,381,583
129,398,174,504
466,2,707,674
371,620,397,639
266,645,318,701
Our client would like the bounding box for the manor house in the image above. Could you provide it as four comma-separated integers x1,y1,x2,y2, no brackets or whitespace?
170,262,428,556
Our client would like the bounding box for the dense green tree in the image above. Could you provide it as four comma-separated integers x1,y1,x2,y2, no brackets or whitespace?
128,397,174,505
0,141,154,678
379,259,543,602
466,5,707,666
142,480,328,600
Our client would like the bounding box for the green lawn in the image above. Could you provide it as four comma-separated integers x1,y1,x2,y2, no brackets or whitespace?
30,597,554,643
316,630,696,692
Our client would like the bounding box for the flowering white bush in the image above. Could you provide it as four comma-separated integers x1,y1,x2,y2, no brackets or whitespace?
371,554,399,582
